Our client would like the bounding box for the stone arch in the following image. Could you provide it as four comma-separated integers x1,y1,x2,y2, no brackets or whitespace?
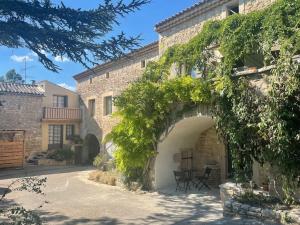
83,133,100,163
154,115,227,190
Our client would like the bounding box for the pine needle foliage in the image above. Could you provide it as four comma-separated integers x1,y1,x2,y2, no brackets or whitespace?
0,0,149,72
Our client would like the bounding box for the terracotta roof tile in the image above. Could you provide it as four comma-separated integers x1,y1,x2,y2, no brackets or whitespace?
0,82,44,96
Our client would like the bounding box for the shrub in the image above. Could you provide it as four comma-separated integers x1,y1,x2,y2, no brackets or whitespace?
48,148,74,161
88,171,117,186
68,135,83,144
93,152,110,169
105,159,116,171
234,188,282,208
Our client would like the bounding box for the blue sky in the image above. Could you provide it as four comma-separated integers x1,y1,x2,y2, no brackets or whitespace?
0,0,198,90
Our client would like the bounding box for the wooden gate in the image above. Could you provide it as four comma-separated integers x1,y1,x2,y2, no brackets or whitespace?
0,130,25,169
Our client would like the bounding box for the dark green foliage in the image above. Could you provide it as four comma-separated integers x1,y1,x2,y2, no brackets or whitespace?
234,189,281,208
68,135,83,144
0,69,23,83
0,0,149,72
48,147,74,161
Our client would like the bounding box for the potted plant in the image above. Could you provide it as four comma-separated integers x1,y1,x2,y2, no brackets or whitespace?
262,177,270,192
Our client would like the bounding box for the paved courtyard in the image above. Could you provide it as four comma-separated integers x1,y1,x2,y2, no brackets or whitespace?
0,167,278,225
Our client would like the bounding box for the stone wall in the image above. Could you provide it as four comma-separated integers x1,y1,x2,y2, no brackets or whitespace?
76,46,159,146
193,126,226,186
0,94,43,157
158,0,275,54
242,0,276,14
220,183,300,225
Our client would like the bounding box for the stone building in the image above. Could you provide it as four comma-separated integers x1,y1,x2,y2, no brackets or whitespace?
153,0,276,189
74,42,159,153
0,81,82,168
74,0,276,190
0,82,44,163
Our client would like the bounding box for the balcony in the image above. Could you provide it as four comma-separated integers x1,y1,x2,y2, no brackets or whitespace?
42,107,82,122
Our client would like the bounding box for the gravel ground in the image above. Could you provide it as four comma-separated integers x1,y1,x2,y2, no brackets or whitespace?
0,167,279,225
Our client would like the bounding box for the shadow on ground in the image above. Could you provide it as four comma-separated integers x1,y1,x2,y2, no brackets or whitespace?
37,211,121,225
0,166,94,180
37,188,278,225
0,169,279,225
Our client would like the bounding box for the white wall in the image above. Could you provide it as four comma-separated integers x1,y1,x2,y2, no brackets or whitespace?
154,116,214,190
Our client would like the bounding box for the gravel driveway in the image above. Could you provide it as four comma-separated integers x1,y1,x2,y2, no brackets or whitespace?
0,167,278,225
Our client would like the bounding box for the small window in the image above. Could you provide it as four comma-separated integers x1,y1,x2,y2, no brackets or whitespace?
88,99,95,117
104,96,113,116
89,77,93,84
141,60,146,68
66,124,75,140
106,72,110,78
228,4,239,16
53,95,68,108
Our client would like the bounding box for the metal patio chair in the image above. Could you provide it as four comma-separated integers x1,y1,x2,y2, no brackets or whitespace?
173,170,191,192
194,167,212,190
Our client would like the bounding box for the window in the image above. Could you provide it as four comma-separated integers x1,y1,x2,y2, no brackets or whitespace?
106,72,110,78
89,77,93,84
66,124,75,140
227,4,239,16
141,60,146,68
104,96,112,116
53,95,68,108
48,125,63,145
88,99,95,117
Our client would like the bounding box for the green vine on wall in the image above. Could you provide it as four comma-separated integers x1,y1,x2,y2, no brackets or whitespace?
106,0,300,202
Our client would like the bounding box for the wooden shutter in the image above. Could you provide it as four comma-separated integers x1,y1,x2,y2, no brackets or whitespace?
64,96,68,107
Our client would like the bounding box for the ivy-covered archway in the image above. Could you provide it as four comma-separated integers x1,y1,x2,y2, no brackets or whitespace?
154,115,226,190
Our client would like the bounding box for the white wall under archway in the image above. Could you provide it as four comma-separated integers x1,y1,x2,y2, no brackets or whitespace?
154,116,216,190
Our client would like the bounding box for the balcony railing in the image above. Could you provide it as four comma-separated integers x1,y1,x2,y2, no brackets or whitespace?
43,107,81,121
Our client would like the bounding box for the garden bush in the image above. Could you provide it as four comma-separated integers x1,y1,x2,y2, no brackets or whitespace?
93,152,110,169
68,135,83,144
88,171,117,186
234,188,282,208
47,147,74,161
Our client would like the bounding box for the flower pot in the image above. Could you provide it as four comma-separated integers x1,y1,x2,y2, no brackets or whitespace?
262,183,269,191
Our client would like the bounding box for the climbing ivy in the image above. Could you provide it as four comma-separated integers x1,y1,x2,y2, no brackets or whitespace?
106,0,300,201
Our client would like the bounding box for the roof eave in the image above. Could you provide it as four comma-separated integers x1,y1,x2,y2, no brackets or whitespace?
155,0,230,33
73,41,159,81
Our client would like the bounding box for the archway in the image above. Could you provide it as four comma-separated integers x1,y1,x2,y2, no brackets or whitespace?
154,116,226,190
83,134,100,163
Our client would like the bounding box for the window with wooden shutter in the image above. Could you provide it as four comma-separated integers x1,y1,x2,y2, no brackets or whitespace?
104,96,112,116
88,99,95,117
